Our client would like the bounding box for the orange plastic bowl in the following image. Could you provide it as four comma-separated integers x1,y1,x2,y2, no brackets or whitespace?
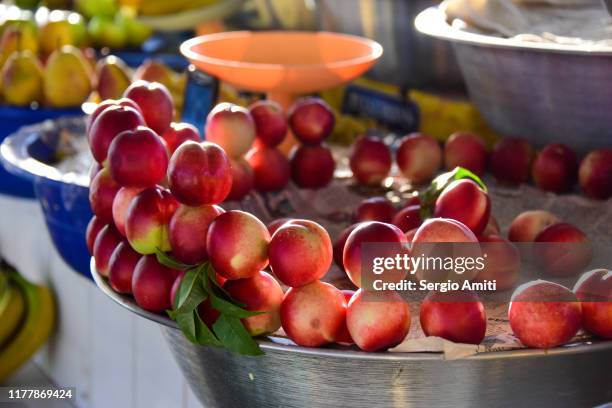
180,31,383,96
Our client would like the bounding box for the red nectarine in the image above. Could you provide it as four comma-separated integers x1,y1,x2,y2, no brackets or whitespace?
508,280,581,348
532,143,578,193
573,269,612,339
507,210,559,243
205,102,255,158
343,221,407,288
161,122,201,155
269,219,333,287
280,280,346,347
169,204,224,264
108,127,169,188
245,145,290,192
224,271,284,336
489,137,534,185
93,224,122,277
226,158,254,201
288,97,335,145
206,210,270,280
249,100,287,147
89,167,121,223
534,223,592,277
348,136,392,186
420,290,486,344
125,187,178,255
289,143,335,189
433,178,491,236
444,132,488,176
108,241,141,294
124,80,174,135
355,196,396,224
346,289,410,351
168,141,232,206
396,133,442,184
578,149,612,200
132,255,181,312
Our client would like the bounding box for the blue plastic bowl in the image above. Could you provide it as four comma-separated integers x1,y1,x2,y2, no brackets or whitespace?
0,105,83,198
0,117,93,279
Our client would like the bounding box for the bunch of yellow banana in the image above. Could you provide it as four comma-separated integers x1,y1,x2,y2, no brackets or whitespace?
0,264,55,382
134,0,221,16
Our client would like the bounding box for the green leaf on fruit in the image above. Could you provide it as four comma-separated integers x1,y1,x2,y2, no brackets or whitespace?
201,263,259,317
155,249,195,270
167,309,178,320
176,309,222,347
175,268,208,313
452,167,487,192
167,261,264,356
419,166,487,219
175,309,198,342
209,294,264,318
204,264,232,299
213,314,264,356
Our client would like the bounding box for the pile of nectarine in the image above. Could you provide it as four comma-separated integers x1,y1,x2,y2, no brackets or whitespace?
88,90,609,356
203,97,338,195
348,130,611,200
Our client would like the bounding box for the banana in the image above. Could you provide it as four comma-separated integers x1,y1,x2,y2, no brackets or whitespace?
138,0,219,16
0,270,55,382
0,283,26,349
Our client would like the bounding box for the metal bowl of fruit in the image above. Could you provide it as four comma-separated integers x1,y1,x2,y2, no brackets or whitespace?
414,5,612,153
81,93,611,407
92,258,612,408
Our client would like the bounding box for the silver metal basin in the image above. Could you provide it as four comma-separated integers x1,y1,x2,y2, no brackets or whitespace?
92,260,612,407
415,7,612,153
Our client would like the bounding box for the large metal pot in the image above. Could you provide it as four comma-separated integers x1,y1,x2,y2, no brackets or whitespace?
415,6,612,153
93,261,612,408
315,0,464,90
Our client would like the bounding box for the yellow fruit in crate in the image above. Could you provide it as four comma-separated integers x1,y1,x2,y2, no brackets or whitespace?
68,12,88,47
118,0,141,7
0,24,39,67
1,50,43,106
75,0,117,19
116,7,153,47
40,17,76,55
96,55,131,100
88,16,127,49
0,282,26,349
43,45,93,107
138,0,219,16
0,270,55,382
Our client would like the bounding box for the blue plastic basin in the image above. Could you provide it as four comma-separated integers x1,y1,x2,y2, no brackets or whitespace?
0,105,83,198
0,117,93,279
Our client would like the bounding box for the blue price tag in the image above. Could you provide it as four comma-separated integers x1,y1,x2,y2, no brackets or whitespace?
342,84,419,135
